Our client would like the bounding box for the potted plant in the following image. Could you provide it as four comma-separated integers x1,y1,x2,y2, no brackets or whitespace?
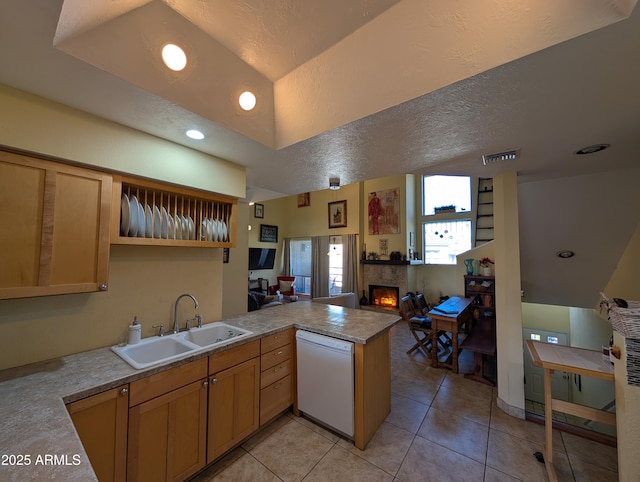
479,257,494,276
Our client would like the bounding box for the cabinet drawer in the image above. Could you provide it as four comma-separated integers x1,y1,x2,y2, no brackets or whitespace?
209,340,260,374
261,329,294,354
129,358,207,406
260,374,292,425
261,343,292,371
260,358,291,389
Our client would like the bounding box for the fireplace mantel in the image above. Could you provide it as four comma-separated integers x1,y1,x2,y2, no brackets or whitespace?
361,260,423,265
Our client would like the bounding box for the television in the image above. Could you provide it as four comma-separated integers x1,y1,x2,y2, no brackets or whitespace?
248,248,276,270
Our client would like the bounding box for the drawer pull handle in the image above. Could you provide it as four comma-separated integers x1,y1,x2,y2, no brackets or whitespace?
211,378,218,384
274,384,281,390
120,387,128,396
275,351,283,356
273,367,281,372
202,381,209,388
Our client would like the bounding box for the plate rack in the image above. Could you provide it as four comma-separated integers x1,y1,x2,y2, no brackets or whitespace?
111,176,236,247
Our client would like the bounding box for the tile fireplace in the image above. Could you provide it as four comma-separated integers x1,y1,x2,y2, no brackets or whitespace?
369,285,400,310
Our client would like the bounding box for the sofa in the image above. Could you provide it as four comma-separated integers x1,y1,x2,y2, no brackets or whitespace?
311,292,357,309
248,291,283,311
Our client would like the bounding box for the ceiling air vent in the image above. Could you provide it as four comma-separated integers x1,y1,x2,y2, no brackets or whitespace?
482,149,519,166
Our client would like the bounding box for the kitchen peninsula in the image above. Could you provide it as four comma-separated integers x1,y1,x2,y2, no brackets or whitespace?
0,302,398,482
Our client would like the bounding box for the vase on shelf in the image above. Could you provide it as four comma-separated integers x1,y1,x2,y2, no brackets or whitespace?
464,259,474,275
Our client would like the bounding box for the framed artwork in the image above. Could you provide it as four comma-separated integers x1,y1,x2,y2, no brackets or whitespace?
254,203,264,218
259,224,278,242
222,248,230,263
368,188,400,235
297,192,310,207
328,200,347,228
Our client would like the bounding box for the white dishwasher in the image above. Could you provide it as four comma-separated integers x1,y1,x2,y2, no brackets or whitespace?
296,330,355,438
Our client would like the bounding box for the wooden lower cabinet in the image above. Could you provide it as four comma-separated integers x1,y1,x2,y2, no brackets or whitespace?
260,329,294,425
207,357,260,461
127,360,208,482
67,385,129,482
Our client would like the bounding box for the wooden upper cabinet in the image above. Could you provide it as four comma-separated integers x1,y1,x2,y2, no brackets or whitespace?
0,150,111,299
111,175,237,248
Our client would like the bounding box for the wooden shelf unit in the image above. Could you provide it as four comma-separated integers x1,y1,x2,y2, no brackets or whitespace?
464,275,496,321
111,176,237,247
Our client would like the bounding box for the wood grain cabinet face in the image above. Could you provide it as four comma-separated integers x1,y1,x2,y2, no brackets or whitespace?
260,329,294,425
207,356,260,462
127,360,208,482
0,150,111,299
67,385,129,482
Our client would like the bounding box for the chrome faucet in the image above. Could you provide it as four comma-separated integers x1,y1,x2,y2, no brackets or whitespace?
173,293,199,334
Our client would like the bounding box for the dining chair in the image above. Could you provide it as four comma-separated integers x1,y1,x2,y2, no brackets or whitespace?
416,293,452,346
399,295,435,356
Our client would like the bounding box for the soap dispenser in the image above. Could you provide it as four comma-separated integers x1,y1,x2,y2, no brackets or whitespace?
128,316,142,345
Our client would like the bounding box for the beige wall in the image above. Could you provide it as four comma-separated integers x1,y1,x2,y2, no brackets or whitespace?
0,245,223,370
494,172,525,416
0,84,244,370
0,84,245,198
605,222,640,478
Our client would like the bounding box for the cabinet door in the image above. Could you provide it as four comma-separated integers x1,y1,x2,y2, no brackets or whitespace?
0,150,111,299
67,385,128,482
208,357,260,462
128,379,207,482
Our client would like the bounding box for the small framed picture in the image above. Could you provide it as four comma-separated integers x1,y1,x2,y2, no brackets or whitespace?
328,200,347,228
297,192,310,207
254,203,264,218
259,224,278,243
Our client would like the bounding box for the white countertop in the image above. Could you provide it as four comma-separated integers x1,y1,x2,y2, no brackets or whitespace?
0,302,399,481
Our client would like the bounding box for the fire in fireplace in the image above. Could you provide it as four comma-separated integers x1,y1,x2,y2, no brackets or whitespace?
369,285,400,309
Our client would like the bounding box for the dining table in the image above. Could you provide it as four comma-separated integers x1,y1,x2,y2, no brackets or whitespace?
428,296,473,373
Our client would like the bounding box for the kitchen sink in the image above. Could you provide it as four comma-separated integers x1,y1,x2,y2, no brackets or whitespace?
182,322,253,348
111,322,253,369
111,336,197,370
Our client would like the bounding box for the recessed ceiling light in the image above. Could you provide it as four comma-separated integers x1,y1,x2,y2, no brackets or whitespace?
575,144,609,155
186,129,204,140
556,250,575,259
239,91,256,111
162,44,187,71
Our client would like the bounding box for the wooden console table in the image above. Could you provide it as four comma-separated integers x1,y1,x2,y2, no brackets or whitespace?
525,340,615,482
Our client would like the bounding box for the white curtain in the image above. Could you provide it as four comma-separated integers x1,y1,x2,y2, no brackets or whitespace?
342,234,358,295
311,236,330,298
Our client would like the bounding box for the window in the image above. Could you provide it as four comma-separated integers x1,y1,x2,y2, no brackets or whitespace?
423,175,471,215
290,239,311,295
423,219,472,265
329,237,343,295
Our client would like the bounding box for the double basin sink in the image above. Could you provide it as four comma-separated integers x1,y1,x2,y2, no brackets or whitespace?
111,322,253,369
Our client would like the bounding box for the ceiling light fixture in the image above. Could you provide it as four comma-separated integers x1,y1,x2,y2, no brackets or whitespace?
556,250,575,259
575,144,609,155
186,129,204,140
238,91,256,111
482,149,520,166
329,178,340,190
161,44,187,71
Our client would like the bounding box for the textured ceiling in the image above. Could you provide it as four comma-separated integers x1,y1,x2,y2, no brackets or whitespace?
0,0,639,307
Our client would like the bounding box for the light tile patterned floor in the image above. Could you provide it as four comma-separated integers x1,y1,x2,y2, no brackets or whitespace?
190,321,618,482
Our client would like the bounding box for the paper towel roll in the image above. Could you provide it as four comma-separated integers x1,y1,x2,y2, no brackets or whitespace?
128,324,141,345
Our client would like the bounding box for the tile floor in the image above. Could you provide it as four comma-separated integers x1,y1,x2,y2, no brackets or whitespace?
190,321,618,482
